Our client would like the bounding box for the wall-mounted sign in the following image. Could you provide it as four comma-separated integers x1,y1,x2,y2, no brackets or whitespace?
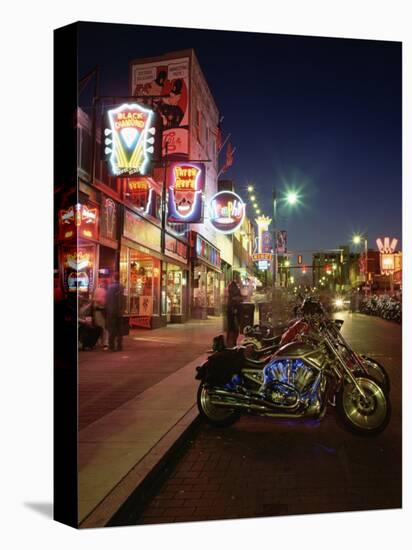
125,178,154,215
252,253,272,262
123,209,161,252
376,236,399,276
100,197,117,241
208,191,245,234
258,260,269,270
380,253,395,275
276,230,287,254
167,163,204,223
376,237,398,254
165,234,188,264
105,103,156,176
195,234,221,269
131,57,190,156
58,204,99,240
261,231,273,254
62,246,95,294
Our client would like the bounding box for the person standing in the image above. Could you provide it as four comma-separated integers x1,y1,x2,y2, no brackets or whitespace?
225,271,243,348
93,280,108,350
106,272,125,352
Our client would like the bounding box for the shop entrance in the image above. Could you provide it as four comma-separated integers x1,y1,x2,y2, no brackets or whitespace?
120,246,161,328
164,263,187,323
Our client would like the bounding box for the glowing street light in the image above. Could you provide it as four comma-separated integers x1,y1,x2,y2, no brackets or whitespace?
286,191,298,205
352,233,368,284
247,185,254,193
250,195,256,201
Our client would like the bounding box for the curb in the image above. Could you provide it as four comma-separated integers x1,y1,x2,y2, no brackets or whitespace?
79,405,201,528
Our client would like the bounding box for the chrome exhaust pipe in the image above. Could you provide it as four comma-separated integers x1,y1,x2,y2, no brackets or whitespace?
209,388,301,413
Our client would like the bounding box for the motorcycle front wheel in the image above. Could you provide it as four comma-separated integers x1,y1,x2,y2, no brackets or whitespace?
197,384,241,427
358,355,391,394
336,375,391,435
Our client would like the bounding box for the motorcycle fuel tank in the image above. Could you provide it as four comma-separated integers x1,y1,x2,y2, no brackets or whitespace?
274,341,314,358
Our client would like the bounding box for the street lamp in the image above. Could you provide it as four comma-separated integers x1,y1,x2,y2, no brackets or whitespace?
286,191,298,205
352,233,368,285
272,186,302,321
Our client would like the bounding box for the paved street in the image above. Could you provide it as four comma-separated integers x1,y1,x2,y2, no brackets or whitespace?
78,317,222,430
134,312,402,524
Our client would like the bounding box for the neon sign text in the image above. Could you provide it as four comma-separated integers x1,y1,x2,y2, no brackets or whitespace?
208,191,245,234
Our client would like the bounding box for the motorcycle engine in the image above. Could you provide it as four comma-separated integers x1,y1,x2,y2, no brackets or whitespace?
263,358,317,397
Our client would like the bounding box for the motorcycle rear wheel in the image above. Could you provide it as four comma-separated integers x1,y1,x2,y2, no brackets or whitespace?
197,384,241,427
337,375,391,435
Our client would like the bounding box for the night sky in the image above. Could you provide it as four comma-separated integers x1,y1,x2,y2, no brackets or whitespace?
78,22,402,261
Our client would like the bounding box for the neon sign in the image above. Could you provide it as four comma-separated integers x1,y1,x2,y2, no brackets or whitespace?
101,197,117,240
126,178,153,215
58,204,98,240
209,191,245,234
376,237,398,254
376,237,399,276
252,253,272,262
167,163,204,223
105,103,156,176
62,248,94,293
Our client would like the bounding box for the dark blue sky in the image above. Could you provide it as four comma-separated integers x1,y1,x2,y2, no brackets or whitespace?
78,22,402,259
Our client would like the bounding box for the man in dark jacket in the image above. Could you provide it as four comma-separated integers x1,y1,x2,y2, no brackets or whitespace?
106,272,125,352
225,271,243,348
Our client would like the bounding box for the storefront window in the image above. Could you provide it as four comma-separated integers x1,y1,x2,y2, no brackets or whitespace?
120,246,160,316
193,264,207,307
167,265,183,316
206,270,221,313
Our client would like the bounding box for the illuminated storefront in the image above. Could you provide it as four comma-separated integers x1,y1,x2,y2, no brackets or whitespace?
120,207,162,328
57,200,100,299
164,233,189,323
120,207,189,328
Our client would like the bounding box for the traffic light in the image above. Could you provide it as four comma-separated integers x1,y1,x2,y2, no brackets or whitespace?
297,254,303,265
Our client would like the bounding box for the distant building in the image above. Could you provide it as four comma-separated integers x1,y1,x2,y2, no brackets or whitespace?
312,247,360,291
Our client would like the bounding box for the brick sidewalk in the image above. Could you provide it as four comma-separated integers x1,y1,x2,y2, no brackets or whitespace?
79,317,223,430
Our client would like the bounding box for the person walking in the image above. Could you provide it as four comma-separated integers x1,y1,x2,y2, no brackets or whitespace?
106,272,125,352
93,280,109,350
225,271,243,348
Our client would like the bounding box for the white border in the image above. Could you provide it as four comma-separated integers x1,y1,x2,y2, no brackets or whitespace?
0,1,409,549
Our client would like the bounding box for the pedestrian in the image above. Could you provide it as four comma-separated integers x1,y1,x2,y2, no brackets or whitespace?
93,280,109,350
78,296,102,351
106,272,125,352
224,271,243,348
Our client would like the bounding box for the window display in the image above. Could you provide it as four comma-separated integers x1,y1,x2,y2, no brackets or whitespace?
120,246,160,316
167,266,182,316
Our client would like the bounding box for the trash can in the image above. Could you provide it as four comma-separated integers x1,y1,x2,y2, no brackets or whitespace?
258,302,272,325
238,302,255,332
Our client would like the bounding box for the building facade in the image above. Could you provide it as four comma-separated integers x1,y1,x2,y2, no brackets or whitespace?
54,49,254,329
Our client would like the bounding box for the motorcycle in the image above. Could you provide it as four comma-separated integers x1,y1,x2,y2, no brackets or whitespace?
196,297,391,435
